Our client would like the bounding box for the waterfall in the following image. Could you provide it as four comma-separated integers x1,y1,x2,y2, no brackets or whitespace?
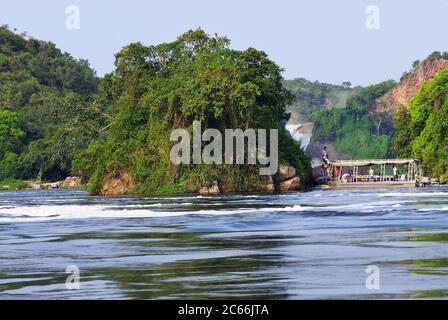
285,122,314,150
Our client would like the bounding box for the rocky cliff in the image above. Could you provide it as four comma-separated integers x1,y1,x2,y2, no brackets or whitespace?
372,59,448,114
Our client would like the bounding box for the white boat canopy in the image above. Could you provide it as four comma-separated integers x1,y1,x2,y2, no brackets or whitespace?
331,159,417,167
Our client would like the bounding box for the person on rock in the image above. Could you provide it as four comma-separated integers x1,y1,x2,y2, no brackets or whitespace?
321,146,331,183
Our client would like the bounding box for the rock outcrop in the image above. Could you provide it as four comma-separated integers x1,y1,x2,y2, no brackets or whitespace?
30,181,42,190
198,181,221,195
279,164,296,182
278,164,301,191
62,176,82,189
43,182,60,189
372,59,448,115
100,171,133,196
97,165,303,195
279,176,301,191
196,164,301,194
25,181,58,190
264,175,276,192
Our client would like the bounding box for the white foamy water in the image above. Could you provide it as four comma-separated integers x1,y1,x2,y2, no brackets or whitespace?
286,122,314,149
0,194,441,223
0,205,259,222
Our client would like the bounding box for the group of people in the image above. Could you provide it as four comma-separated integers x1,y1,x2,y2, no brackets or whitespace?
368,166,400,181
321,146,401,183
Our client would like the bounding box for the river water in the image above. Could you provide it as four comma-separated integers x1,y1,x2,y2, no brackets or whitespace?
1,187,448,299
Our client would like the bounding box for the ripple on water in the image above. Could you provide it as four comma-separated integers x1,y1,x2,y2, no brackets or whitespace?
1,187,448,299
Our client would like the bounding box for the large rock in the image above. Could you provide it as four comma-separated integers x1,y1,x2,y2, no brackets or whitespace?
279,165,296,182
440,175,446,185
62,176,82,189
100,171,133,196
312,166,323,180
30,181,41,190
264,176,275,192
198,181,221,195
279,177,301,191
42,182,60,189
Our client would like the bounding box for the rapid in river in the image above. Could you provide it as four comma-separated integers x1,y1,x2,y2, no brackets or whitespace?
1,187,448,299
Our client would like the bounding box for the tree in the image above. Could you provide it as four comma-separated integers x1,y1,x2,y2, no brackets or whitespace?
75,29,311,194
0,25,99,181
427,51,442,60
0,110,25,158
412,60,420,70
394,68,448,177
393,107,413,158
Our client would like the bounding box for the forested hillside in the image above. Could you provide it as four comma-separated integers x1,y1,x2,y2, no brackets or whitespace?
0,25,102,181
283,78,358,123
394,68,448,179
304,53,448,162
311,81,397,159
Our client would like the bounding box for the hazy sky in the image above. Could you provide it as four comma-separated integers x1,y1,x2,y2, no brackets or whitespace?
1,0,447,86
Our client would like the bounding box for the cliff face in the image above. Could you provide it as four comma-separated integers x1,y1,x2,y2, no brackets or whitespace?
372,59,448,114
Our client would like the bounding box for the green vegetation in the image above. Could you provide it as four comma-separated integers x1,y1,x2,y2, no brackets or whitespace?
311,81,396,159
0,25,102,182
283,78,358,123
394,68,448,178
410,233,448,242
427,51,448,61
0,178,28,190
73,29,312,194
0,26,312,194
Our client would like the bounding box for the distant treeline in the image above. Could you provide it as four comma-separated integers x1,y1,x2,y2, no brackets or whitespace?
310,81,396,159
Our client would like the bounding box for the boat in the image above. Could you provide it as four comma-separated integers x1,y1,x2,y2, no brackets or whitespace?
321,159,424,188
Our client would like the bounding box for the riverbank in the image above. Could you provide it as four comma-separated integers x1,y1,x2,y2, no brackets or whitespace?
0,179,29,191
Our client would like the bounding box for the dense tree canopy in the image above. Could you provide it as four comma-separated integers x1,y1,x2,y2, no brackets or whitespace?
0,25,102,181
74,29,312,194
311,81,396,159
283,78,357,123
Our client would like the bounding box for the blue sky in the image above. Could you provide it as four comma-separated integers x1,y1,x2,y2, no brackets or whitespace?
1,0,447,86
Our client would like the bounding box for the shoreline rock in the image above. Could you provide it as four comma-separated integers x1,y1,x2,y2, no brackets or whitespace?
100,172,133,196
264,176,276,192
23,176,83,190
279,176,301,191
62,176,82,189
198,181,221,195
279,164,296,182
96,164,303,196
